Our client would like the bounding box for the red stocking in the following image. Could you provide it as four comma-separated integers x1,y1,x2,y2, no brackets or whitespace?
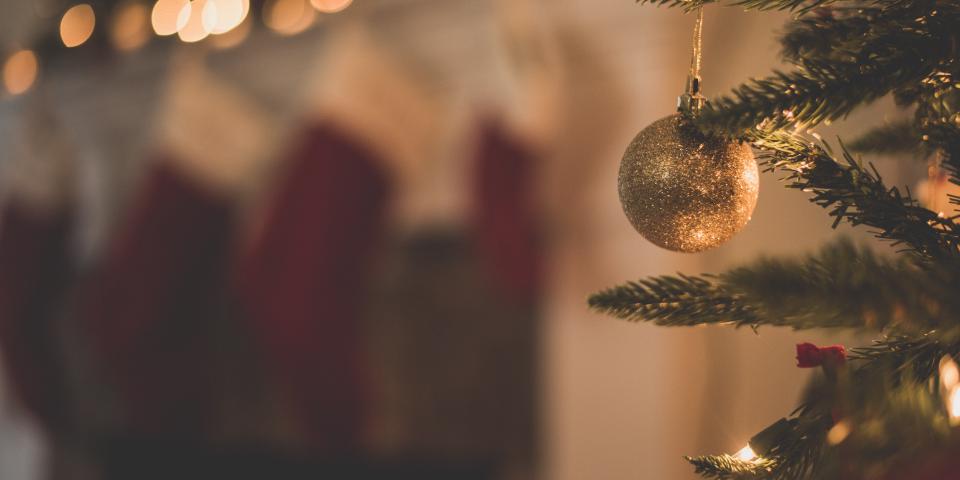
471,121,543,306
78,161,234,436
0,204,72,432
234,123,390,453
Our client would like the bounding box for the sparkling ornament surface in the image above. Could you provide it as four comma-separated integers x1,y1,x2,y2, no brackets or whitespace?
618,113,758,253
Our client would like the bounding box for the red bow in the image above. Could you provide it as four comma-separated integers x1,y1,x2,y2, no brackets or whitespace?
796,343,847,368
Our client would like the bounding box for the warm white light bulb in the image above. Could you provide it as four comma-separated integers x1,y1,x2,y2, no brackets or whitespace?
734,445,757,462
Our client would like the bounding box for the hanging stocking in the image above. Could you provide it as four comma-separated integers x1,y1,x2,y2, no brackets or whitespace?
0,100,75,432
470,121,543,306
233,24,441,452
78,51,273,435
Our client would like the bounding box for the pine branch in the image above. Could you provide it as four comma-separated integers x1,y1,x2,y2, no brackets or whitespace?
635,0,844,13
779,3,954,64
617,0,960,478
589,239,959,334
685,335,960,480
913,74,960,186
848,120,929,157
696,55,934,135
685,400,828,480
848,334,958,379
750,129,960,261
722,239,956,332
779,7,877,63
686,455,775,479
693,1,957,135
587,275,759,327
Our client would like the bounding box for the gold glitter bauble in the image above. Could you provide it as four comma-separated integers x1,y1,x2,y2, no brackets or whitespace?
618,114,759,253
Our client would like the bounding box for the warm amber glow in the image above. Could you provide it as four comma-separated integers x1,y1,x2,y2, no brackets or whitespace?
826,421,851,445
209,0,249,34
3,50,39,95
734,445,757,462
941,356,959,390
61,4,97,48
264,0,315,36
949,385,960,426
152,0,191,36
178,0,217,43
310,0,352,13
110,3,151,51
210,16,251,49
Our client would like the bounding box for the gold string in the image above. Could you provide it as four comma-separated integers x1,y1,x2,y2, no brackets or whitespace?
688,6,704,94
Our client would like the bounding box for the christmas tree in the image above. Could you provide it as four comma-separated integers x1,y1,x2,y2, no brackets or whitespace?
589,0,960,478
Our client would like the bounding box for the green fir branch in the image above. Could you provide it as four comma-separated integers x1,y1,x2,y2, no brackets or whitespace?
616,0,960,478
693,1,958,135
635,0,843,13
721,239,955,331
779,3,956,65
848,334,959,379
749,130,960,261
686,455,776,479
779,7,877,62
587,275,758,327
847,120,929,157
913,72,960,187
685,335,960,480
696,55,935,135
589,239,959,334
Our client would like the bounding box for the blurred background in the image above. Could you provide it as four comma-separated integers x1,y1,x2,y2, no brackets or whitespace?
0,0,917,479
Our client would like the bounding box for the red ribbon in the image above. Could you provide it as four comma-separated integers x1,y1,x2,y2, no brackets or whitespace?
796,343,847,368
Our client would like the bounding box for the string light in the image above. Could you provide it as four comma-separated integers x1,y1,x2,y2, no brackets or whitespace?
60,4,97,48
110,2,151,52
826,421,851,445
734,445,758,462
209,0,249,34
178,0,218,43
949,385,960,426
3,50,39,96
19,0,344,72
264,0,316,36
310,0,353,13
940,355,959,390
152,0,191,36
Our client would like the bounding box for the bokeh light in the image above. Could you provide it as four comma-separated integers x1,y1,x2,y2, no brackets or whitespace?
178,0,218,43
3,50,39,96
734,445,757,462
60,4,97,48
950,385,960,425
941,355,959,390
310,0,352,13
110,2,151,52
209,0,249,34
152,0,191,36
826,420,850,445
210,16,252,49
264,0,315,36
